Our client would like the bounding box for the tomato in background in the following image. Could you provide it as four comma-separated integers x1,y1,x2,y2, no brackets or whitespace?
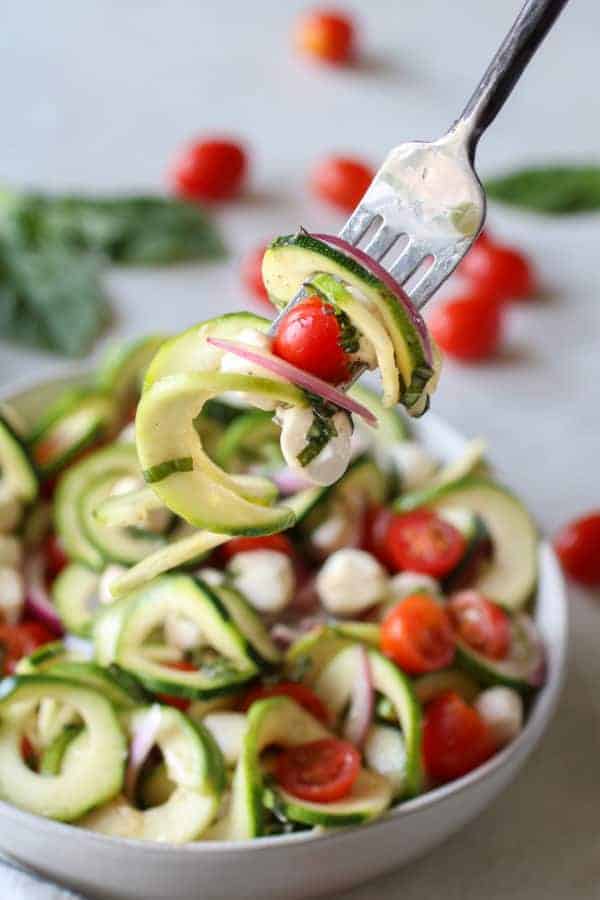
169,138,247,202
294,10,356,65
458,233,536,302
554,512,600,586
423,691,494,782
381,593,455,675
273,296,353,383
428,293,504,362
241,244,270,304
311,156,374,212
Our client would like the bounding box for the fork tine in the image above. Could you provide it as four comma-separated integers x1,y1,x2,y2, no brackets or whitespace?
363,224,402,262
339,206,375,247
408,254,457,309
389,241,427,284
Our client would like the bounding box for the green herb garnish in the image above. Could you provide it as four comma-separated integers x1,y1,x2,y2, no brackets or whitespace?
485,165,600,214
335,307,360,354
143,457,193,484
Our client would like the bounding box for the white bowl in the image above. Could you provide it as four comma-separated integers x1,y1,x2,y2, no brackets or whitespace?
0,375,567,900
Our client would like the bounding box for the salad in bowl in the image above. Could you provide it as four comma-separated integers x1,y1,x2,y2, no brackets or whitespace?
0,232,546,846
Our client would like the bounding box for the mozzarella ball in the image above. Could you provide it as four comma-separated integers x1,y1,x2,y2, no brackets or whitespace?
474,686,523,748
197,567,226,588
0,566,24,625
228,550,294,614
219,328,280,411
389,441,437,491
203,712,247,766
0,535,23,568
278,406,353,486
387,571,440,603
364,724,406,796
99,564,127,605
316,548,388,616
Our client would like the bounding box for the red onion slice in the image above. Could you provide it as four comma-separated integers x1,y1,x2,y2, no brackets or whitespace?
271,467,315,496
24,554,64,636
343,646,373,748
125,705,162,801
207,337,377,427
312,233,433,366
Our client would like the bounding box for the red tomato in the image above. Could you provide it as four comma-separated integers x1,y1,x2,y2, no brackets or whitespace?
220,534,295,563
44,533,69,581
428,293,504,362
0,621,56,675
459,235,536,302
554,512,600,586
240,681,329,724
362,504,396,569
241,244,269,303
423,691,494,782
273,296,352,383
275,738,360,802
447,590,511,660
381,593,455,675
384,509,466,578
311,156,374,212
156,660,197,711
294,10,355,64
169,138,247,202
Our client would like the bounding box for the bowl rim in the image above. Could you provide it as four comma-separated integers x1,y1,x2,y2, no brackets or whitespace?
0,373,568,856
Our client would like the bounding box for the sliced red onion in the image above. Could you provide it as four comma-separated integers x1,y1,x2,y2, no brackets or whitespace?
207,337,377,427
24,554,64,636
125,705,162,801
312,233,433,366
343,646,373,748
271,467,315,496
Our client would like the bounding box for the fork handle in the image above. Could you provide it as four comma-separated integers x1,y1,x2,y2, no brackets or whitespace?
457,0,570,152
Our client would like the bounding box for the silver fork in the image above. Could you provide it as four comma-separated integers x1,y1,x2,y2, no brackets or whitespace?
272,0,570,328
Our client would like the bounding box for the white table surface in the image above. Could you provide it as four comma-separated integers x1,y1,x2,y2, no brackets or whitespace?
1,1,599,898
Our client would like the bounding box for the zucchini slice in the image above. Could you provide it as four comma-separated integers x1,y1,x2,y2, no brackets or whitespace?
210,582,281,667
0,676,125,821
29,390,115,476
136,371,305,535
43,661,150,708
455,613,545,693
80,704,225,843
395,477,538,611
51,562,100,636
214,410,281,473
97,334,167,412
0,415,38,502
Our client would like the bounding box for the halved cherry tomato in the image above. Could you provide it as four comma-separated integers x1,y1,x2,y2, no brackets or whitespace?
554,511,600,586
240,681,329,724
241,243,269,303
275,738,360,803
428,293,504,362
458,234,536,302
0,621,56,675
311,156,374,212
44,533,69,581
423,691,494,783
169,138,247,202
381,593,455,675
447,590,511,660
294,10,355,65
384,509,466,577
156,660,197,711
273,296,352,383
219,534,295,563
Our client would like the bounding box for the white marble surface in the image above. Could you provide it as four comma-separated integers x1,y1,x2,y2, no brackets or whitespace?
1,1,599,898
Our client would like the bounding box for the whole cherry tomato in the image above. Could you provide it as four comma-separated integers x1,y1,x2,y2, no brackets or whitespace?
273,296,353,383
169,138,247,202
428,293,504,362
241,244,270,303
458,234,536,302
311,156,374,212
554,512,600,586
294,10,356,65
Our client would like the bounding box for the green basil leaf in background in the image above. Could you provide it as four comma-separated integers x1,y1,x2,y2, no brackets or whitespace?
0,238,110,357
0,192,226,264
485,165,600,214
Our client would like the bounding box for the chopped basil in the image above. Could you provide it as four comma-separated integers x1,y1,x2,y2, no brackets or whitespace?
143,456,193,484
485,165,600,214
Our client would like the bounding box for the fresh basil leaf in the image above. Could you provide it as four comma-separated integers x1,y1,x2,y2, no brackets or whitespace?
0,238,109,357
1,193,226,265
485,165,600,214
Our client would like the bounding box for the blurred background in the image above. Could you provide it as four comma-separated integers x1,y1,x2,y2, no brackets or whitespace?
1,2,599,897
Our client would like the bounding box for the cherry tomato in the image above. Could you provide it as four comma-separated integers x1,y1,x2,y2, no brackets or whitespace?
459,234,536,302
381,593,455,675
423,691,494,783
428,293,504,362
240,681,329,724
169,138,247,202
273,296,352,383
156,660,197,711
44,533,69,581
275,738,360,803
219,534,295,563
241,244,269,304
0,621,56,675
554,512,600,586
294,10,355,65
384,509,466,578
311,156,374,212
362,504,396,569
447,590,511,660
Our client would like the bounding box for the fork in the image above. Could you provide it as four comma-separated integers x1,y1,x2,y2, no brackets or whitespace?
271,0,570,329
